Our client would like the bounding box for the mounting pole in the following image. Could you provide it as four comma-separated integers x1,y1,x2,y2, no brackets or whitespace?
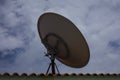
50,50,56,74
45,50,60,74
51,59,55,74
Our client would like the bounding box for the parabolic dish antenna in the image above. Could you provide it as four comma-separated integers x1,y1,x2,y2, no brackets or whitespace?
37,12,90,74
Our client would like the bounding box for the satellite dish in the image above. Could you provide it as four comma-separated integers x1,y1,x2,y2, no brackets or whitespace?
37,12,90,74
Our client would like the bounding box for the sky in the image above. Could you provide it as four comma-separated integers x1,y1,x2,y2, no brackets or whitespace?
0,0,120,74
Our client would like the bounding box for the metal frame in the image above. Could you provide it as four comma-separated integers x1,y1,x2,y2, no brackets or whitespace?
43,33,69,74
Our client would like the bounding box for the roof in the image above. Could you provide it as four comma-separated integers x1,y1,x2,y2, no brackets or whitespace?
0,72,120,76
0,73,120,80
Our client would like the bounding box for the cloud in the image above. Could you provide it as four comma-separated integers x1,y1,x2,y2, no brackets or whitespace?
0,0,120,74
0,0,48,74
0,0,36,73
0,35,24,50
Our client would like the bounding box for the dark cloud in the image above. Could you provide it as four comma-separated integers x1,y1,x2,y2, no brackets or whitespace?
0,48,25,63
0,0,7,5
109,40,120,50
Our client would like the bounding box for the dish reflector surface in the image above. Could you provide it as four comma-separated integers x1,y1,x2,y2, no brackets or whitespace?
38,12,90,68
